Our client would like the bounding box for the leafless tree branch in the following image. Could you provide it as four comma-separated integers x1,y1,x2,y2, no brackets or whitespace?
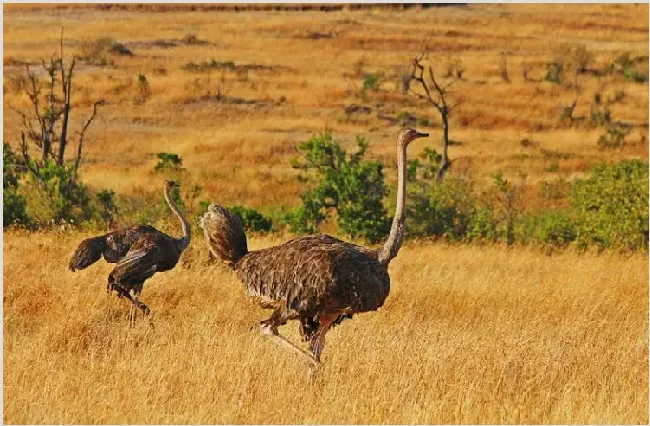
73,100,104,175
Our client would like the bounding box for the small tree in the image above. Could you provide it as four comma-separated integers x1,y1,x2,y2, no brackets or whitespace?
408,51,463,181
11,29,103,178
286,133,389,242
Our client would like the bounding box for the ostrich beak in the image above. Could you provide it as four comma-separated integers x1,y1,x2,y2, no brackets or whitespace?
415,131,429,138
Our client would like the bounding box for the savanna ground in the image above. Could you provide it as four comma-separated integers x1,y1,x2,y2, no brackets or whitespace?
3,3,649,424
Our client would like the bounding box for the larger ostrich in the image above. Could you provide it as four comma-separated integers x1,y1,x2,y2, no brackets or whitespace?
69,180,191,325
200,128,428,366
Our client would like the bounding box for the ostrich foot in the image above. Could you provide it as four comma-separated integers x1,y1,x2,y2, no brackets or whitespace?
259,324,318,368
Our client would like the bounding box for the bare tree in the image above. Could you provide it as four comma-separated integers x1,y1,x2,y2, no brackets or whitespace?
11,28,103,178
408,52,463,181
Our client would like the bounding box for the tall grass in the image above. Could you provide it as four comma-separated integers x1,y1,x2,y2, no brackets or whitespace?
4,230,647,424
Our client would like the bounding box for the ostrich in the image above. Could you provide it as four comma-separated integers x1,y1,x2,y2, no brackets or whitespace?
68,180,191,325
200,128,428,366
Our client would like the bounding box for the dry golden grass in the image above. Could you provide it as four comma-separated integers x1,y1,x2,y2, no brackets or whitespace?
3,4,648,207
3,229,648,424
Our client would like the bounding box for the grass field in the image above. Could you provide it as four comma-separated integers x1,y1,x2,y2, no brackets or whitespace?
3,230,648,424
3,3,649,424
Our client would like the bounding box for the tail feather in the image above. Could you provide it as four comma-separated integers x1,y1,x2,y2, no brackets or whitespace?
69,236,106,271
200,204,248,265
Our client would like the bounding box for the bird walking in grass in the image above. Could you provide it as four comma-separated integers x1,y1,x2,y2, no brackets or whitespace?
200,128,428,366
69,180,191,326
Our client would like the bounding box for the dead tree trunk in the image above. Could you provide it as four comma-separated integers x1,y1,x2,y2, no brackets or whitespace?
409,52,462,182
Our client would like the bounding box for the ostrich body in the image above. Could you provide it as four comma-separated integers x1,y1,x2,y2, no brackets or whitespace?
200,128,428,365
69,180,191,325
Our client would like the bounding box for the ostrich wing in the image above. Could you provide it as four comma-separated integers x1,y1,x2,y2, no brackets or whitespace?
109,241,160,286
69,236,106,271
235,235,390,315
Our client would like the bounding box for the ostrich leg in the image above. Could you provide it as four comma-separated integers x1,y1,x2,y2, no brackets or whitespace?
260,310,318,367
114,285,151,327
309,313,339,362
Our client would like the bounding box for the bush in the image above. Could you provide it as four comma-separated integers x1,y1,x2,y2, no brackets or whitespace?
519,210,577,247
286,133,389,243
154,152,184,172
571,160,648,250
230,206,272,233
544,61,564,84
597,125,631,150
3,143,29,227
612,52,649,83
96,189,118,227
20,161,92,226
198,201,272,234
407,176,474,241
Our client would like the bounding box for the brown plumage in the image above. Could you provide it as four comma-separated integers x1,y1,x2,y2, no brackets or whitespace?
200,128,428,365
69,180,192,325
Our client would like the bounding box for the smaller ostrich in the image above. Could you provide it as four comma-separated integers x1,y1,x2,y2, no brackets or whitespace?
200,128,428,366
69,180,191,325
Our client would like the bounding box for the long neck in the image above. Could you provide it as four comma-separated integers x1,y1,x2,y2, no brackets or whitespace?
378,141,407,266
164,186,191,250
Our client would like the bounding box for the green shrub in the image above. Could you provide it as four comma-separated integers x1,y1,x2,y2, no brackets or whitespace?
363,72,380,92
544,61,564,84
571,160,648,250
597,125,631,150
518,210,577,247
466,205,498,242
361,72,381,101
20,160,92,226
95,189,118,227
612,52,649,83
3,142,29,227
154,152,184,172
197,201,272,233
286,133,389,243
407,176,474,241
230,205,272,233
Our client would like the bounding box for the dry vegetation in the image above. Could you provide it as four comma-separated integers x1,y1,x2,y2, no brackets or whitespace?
3,3,648,208
4,230,648,424
3,3,649,424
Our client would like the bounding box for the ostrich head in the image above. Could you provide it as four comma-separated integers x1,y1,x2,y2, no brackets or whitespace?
398,128,429,146
164,180,180,190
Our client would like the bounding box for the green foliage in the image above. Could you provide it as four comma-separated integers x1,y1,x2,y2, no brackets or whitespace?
519,210,577,247
407,176,474,241
466,205,498,242
229,205,272,233
361,72,381,101
285,194,327,235
544,61,564,84
197,201,273,233
3,143,29,227
571,160,648,250
494,172,521,245
154,152,184,172
611,52,649,83
20,160,92,226
286,133,389,243
597,125,631,150
96,189,118,226
167,185,184,207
